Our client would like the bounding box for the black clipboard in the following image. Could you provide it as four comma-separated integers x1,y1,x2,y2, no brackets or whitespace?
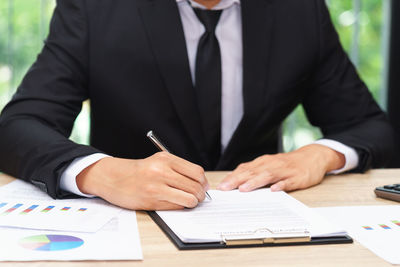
148,211,353,250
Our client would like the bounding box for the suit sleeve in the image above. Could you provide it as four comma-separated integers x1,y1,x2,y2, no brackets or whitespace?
302,0,395,172
0,0,101,198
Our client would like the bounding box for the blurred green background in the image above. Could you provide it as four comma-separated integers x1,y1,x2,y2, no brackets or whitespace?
0,0,391,151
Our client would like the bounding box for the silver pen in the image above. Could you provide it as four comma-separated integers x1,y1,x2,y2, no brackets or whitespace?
147,130,212,200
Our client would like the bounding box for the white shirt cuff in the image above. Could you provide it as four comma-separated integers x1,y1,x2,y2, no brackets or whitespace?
59,153,111,197
313,139,359,174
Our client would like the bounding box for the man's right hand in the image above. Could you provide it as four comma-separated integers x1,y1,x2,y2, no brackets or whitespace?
76,152,208,210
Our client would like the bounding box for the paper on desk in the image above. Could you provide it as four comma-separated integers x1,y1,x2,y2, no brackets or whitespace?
0,180,122,232
157,189,346,243
315,205,400,265
0,209,143,261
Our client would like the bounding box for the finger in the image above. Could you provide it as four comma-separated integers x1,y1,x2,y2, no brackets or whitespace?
160,186,200,208
221,158,296,192
217,167,256,191
239,156,304,192
217,156,282,191
150,201,185,211
270,180,286,192
164,170,206,202
270,178,298,192
217,160,262,190
236,162,297,192
167,154,208,188
238,171,274,192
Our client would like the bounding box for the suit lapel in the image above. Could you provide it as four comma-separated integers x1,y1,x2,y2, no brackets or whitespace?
138,0,207,160
138,0,275,169
218,0,275,168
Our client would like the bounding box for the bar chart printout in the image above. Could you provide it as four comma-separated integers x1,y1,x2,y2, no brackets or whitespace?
0,210,143,261
0,199,121,232
0,180,143,261
0,203,87,215
315,205,400,265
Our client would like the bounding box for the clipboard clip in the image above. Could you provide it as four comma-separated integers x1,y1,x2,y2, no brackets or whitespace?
221,227,311,246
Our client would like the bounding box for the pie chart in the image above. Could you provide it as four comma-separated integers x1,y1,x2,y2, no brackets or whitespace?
19,235,84,251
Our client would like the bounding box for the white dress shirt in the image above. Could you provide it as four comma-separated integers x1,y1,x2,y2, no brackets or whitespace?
60,0,358,197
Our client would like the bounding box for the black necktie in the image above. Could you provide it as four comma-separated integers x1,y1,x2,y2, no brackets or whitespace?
193,8,223,169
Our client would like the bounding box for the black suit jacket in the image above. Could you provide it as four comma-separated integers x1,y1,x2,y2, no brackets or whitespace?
0,0,394,198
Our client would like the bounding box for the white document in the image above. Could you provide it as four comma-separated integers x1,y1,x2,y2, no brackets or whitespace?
156,189,346,243
315,205,400,265
0,209,143,261
0,180,122,232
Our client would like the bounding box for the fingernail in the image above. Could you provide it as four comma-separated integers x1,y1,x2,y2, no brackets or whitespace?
271,185,281,192
217,182,229,190
239,183,250,191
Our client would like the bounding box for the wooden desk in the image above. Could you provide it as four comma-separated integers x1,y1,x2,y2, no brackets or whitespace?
0,169,399,267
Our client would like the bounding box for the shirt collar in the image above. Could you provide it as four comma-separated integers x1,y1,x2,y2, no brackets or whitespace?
176,0,240,10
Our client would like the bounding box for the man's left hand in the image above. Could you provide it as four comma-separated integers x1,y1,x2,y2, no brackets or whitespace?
217,144,345,192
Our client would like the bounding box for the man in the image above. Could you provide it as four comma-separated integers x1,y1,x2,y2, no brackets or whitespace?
0,0,394,210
